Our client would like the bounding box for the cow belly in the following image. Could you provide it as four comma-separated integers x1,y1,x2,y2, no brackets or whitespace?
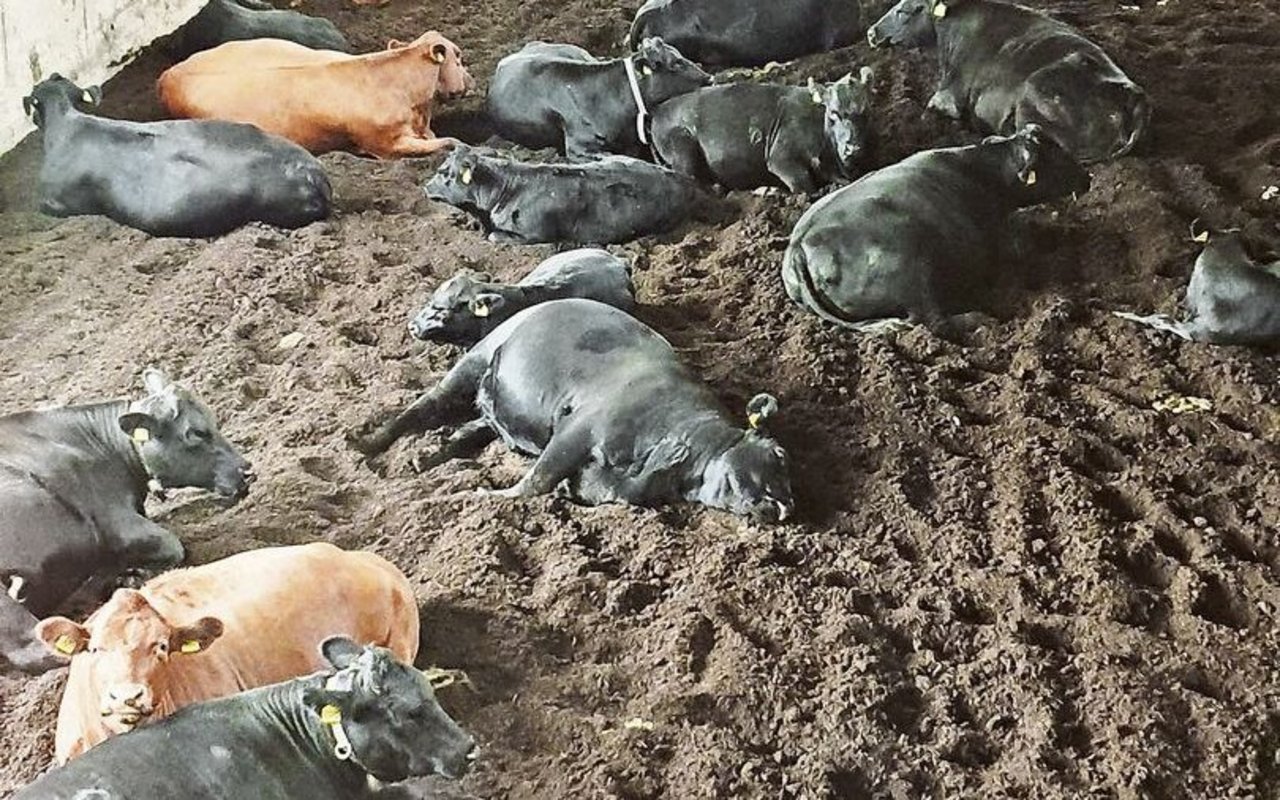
161,75,348,154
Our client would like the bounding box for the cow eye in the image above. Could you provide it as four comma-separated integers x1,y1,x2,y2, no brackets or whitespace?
188,428,212,442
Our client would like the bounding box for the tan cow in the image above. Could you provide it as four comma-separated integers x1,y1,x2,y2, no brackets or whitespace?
35,542,419,763
156,30,473,158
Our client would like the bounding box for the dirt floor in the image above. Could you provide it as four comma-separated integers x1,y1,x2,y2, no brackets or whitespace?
1,0,1278,797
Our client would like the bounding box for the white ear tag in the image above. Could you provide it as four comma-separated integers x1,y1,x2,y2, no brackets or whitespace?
811,90,823,104
81,90,94,104
642,65,653,76
132,428,150,444
933,2,948,17
461,167,473,185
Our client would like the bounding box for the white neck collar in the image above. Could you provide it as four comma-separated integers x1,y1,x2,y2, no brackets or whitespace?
622,56,649,145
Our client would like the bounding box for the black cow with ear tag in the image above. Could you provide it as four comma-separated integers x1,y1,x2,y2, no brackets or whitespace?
0,368,251,676
352,299,795,522
782,125,1090,331
11,637,476,799
867,0,1150,163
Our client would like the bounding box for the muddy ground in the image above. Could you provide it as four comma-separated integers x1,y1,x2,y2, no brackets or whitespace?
0,0,1278,797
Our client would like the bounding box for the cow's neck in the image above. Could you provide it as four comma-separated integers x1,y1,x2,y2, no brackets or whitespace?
674,414,747,498
260,679,380,794
48,401,150,504
35,97,80,149
373,48,442,112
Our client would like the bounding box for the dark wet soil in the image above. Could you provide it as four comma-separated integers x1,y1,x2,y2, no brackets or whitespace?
0,0,1277,798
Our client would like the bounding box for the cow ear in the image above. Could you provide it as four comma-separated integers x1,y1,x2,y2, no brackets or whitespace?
302,687,352,717
118,412,159,444
171,617,223,655
142,367,171,396
321,636,364,669
22,95,40,123
431,42,449,64
746,394,779,430
387,38,407,50
470,293,504,317
35,617,89,657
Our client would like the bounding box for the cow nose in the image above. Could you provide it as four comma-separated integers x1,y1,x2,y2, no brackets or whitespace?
108,684,146,705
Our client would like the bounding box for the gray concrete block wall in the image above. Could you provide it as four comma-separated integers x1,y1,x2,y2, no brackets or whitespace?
1,0,207,154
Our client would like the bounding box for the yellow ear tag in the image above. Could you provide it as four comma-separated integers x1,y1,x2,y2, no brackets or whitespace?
55,635,77,655
642,65,653,77
811,91,823,104
132,428,150,444
81,90,94,103
461,167,473,185
1192,230,1209,243
320,705,343,726
1024,169,1038,186
180,640,201,654
748,413,762,429
933,2,948,17
472,302,490,318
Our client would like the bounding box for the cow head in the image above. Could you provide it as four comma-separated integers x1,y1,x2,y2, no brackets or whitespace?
1019,55,1151,163
423,145,492,209
868,0,955,49
989,124,1091,204
35,589,225,734
409,272,504,345
632,38,713,103
390,31,474,100
815,68,875,176
698,395,795,523
117,368,253,501
303,637,477,781
22,74,101,127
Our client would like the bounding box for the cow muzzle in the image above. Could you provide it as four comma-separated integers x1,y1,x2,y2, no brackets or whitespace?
102,684,153,729
409,316,446,340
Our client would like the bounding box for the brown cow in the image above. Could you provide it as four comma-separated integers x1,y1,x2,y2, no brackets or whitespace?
156,30,473,158
35,542,419,763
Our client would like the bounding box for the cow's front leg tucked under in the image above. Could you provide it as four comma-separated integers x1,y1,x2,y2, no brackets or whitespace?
413,418,497,473
380,132,462,158
114,515,185,570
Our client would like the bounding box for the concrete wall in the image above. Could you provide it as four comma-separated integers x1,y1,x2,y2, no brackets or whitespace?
0,0,207,154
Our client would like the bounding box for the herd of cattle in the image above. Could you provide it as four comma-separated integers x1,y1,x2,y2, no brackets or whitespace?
5,0,1280,796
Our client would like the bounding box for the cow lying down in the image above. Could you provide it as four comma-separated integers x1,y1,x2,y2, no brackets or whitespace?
487,38,711,158
410,248,635,346
424,145,714,244
13,638,475,800
171,0,350,59
0,368,250,676
352,299,794,522
158,30,473,158
782,125,1090,330
868,0,1150,163
1115,235,1280,346
37,542,418,763
24,75,330,237
650,69,874,193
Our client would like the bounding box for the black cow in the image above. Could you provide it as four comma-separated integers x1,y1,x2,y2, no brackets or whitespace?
487,38,711,159
0,368,250,675
868,0,1150,163
12,637,476,799
423,145,714,245
650,69,874,193
782,125,1090,330
24,75,331,237
351,300,794,522
630,0,893,68
1115,235,1280,346
171,0,350,59
410,248,636,346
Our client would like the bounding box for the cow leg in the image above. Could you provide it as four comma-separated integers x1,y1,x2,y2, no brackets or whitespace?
381,134,462,158
767,153,819,195
0,594,65,675
114,516,185,571
412,418,497,473
485,427,590,499
927,85,963,120
352,356,487,456
654,126,709,181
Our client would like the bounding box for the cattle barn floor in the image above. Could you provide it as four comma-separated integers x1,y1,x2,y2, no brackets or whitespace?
1,0,1279,797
